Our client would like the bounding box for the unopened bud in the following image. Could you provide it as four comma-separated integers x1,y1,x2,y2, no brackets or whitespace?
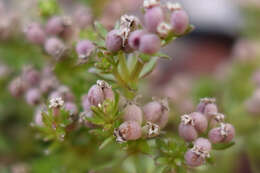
114,121,142,142
123,104,143,125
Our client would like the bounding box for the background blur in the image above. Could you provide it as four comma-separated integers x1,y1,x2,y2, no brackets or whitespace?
1,0,260,172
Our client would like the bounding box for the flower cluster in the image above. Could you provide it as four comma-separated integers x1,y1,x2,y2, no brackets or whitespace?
179,98,235,167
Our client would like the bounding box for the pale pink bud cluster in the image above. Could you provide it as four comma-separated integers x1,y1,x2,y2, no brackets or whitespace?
179,98,235,167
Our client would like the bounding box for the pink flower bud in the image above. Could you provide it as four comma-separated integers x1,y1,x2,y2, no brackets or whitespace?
123,104,143,125
208,123,235,144
26,23,46,45
25,88,41,105
114,121,142,142
204,103,218,120
34,106,44,126
170,10,189,35
105,29,122,52
76,40,95,59
128,30,145,50
193,138,212,152
9,77,27,97
178,123,198,142
144,7,164,33
103,86,114,101
82,94,91,111
64,102,78,115
87,84,105,106
143,100,169,128
139,34,160,55
190,112,208,133
49,86,75,102
185,149,205,167
39,76,59,94
22,66,41,87
45,16,64,35
44,37,66,58
74,7,92,29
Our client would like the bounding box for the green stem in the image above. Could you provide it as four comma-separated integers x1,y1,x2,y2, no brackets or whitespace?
119,52,130,81
130,60,145,82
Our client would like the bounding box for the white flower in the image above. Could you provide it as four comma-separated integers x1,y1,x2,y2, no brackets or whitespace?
49,97,64,108
144,122,160,138
220,123,228,137
166,2,182,11
191,145,210,158
157,22,172,37
181,114,194,126
215,113,225,122
143,0,160,9
97,80,111,89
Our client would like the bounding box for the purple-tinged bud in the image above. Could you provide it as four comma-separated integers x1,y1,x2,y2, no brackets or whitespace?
143,99,169,128
87,84,104,106
193,138,212,152
79,110,95,128
34,106,44,126
208,123,235,144
143,0,160,9
123,104,143,125
128,30,145,50
170,10,189,35
9,77,27,97
40,76,59,94
178,123,198,142
45,16,64,35
139,34,160,55
185,149,205,167
25,23,46,45
103,85,114,101
74,7,92,29
190,112,208,133
144,7,164,33
105,30,122,52
82,94,91,111
64,102,78,115
204,103,218,120
22,66,41,87
49,86,75,102
114,121,142,142
44,37,66,58
25,88,41,105
76,40,95,59
157,22,172,38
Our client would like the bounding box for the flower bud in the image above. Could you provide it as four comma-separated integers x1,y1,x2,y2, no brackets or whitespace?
190,112,208,133
76,40,95,59
144,7,164,33
9,77,27,97
210,113,225,127
45,16,64,35
185,149,204,167
79,110,95,128
139,34,160,55
193,138,212,152
204,103,218,120
170,10,189,35
25,88,41,105
22,66,41,87
39,76,59,94
143,100,169,128
44,37,66,58
128,30,145,50
102,85,114,101
123,104,143,125
157,22,172,38
26,23,46,45
74,7,92,29
87,84,104,106
64,102,78,115
208,123,235,144
105,29,122,52
178,123,198,142
34,106,44,126
49,97,64,116
114,121,142,142
82,94,91,111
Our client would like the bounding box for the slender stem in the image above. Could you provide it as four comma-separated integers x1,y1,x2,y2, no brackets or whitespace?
119,52,130,81
130,60,145,82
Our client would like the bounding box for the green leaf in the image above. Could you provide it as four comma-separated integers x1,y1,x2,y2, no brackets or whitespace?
140,56,158,78
99,136,114,150
94,21,108,38
212,141,235,150
156,157,169,165
155,52,171,59
85,116,105,125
